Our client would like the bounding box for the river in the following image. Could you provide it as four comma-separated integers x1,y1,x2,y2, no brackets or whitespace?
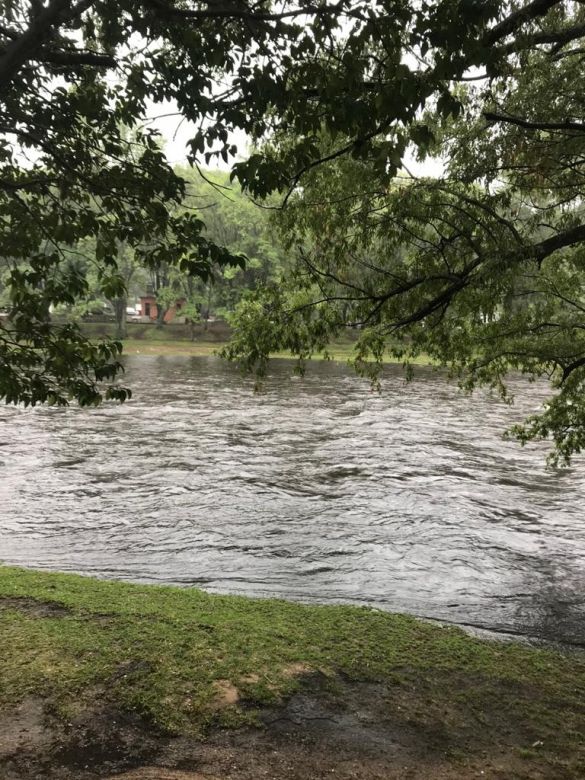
1,355,584,646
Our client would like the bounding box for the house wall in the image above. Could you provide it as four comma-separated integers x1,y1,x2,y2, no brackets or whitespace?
138,296,186,323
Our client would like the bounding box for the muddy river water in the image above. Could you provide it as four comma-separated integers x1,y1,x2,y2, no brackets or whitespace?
1,356,584,645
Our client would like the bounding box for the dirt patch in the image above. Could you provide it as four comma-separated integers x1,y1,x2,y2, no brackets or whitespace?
0,702,162,780
0,672,579,779
111,771,219,780
238,674,260,685
0,596,72,618
53,705,161,770
159,673,558,779
211,681,240,709
281,662,313,678
0,698,51,760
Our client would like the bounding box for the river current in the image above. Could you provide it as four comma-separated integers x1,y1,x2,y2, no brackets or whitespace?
1,356,584,645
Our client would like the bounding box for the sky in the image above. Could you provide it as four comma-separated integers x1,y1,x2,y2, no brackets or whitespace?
147,101,444,180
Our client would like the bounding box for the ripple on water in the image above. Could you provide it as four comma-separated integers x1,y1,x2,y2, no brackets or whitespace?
1,356,585,646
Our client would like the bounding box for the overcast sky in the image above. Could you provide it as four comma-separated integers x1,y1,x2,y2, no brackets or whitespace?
148,101,444,179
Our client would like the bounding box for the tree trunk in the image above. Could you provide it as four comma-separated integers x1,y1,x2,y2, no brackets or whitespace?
204,284,212,331
155,304,168,329
112,297,127,339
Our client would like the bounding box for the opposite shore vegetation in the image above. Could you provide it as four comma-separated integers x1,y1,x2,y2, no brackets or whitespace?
79,320,433,364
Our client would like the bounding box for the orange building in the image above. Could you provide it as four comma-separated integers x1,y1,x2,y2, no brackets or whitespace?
138,295,186,323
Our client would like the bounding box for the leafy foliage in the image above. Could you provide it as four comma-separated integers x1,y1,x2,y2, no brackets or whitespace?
1,0,535,405
173,168,287,321
225,1,585,462
5,0,585,462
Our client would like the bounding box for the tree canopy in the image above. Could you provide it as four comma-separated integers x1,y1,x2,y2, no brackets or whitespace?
3,1,585,458
225,0,585,463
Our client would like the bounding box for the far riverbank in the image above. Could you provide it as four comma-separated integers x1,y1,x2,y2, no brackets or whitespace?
80,320,433,363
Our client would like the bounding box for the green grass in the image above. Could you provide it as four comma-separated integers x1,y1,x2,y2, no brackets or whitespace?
78,321,434,364
1,565,584,773
122,338,223,356
119,337,434,365
120,337,362,360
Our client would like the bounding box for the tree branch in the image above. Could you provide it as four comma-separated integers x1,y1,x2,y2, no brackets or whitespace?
145,0,355,23
0,43,116,68
535,222,585,260
0,0,96,90
499,21,585,54
37,47,116,68
485,111,585,133
561,355,585,383
0,176,57,190
384,222,585,331
483,0,563,46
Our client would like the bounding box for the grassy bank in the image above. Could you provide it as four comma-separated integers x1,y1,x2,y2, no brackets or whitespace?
122,340,434,365
78,322,433,363
119,337,384,362
1,566,584,777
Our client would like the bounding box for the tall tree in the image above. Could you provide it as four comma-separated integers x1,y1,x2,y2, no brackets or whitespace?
108,243,140,339
226,2,585,462
3,0,584,445
178,167,287,317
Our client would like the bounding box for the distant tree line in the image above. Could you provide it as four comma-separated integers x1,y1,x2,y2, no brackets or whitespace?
0,168,287,338
4,1,585,461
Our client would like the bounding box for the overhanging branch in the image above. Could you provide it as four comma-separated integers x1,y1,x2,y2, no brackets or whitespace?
37,48,116,68
485,112,585,133
0,0,96,90
145,0,359,23
483,0,563,46
383,222,585,331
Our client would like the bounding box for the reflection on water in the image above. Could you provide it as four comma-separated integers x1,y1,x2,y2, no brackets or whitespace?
1,356,584,645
